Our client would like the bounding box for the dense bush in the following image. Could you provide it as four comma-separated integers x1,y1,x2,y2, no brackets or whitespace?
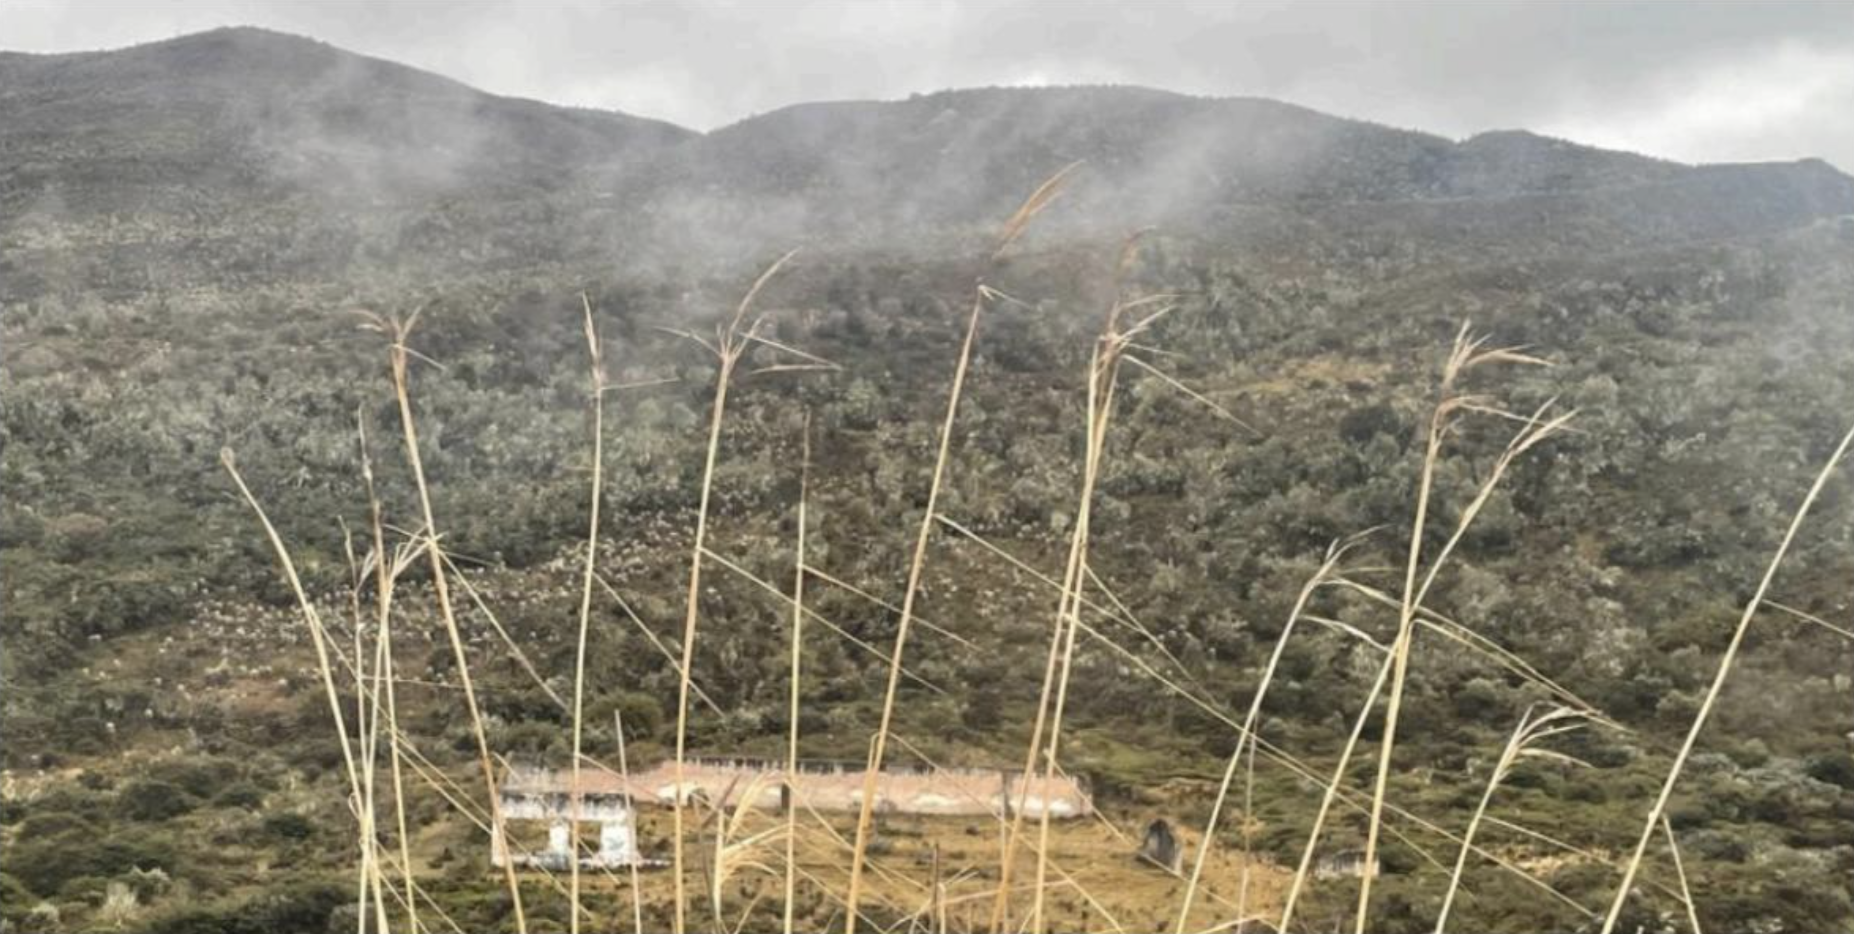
7,829,173,898
117,781,196,822
212,782,266,810
143,881,347,934
1805,753,1854,790
259,812,316,842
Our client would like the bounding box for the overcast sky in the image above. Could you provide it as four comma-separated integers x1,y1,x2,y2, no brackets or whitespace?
6,0,1854,170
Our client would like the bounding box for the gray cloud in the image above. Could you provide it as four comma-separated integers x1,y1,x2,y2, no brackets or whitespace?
6,0,1854,169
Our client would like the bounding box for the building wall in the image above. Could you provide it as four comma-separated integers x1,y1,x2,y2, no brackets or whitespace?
491,791,639,869
498,759,1094,826
530,760,1092,819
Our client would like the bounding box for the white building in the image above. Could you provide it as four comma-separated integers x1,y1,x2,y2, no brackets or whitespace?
492,765,639,870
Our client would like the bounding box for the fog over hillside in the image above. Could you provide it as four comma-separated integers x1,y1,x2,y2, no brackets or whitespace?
5,28,1851,288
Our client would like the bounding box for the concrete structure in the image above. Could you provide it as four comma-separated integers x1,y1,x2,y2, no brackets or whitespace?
492,765,640,870
638,757,1090,818
502,757,1092,823
1314,849,1379,880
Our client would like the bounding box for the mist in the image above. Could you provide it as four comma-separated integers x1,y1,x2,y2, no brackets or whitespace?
8,0,1854,173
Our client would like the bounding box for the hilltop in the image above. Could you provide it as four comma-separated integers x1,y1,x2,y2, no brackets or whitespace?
0,27,690,213
4,27,1850,291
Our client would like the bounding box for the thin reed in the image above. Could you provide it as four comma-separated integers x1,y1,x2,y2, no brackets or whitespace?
847,163,1082,934
569,296,608,934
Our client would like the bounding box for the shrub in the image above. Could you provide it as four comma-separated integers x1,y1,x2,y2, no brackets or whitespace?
6,828,173,897
1683,828,1751,862
261,812,316,841
118,866,173,901
0,874,36,926
14,810,98,840
118,780,196,822
146,759,233,801
145,881,347,934
213,781,266,810
57,874,110,905
1804,753,1854,790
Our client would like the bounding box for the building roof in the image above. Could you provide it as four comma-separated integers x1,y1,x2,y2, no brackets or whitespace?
501,763,631,797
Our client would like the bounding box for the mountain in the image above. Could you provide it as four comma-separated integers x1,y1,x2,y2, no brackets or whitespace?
684,89,1678,213
7,29,1854,934
4,27,1850,291
0,27,692,215
672,88,1853,258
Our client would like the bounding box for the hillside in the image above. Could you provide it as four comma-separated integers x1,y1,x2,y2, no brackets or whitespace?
0,27,692,214
3,27,1854,934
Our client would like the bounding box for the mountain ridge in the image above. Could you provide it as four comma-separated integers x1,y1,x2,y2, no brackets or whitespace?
5,27,1844,208
4,27,1851,293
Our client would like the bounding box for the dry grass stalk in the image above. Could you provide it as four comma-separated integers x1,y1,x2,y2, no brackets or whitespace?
615,710,645,934
844,287,984,931
361,309,529,932
700,547,946,694
931,844,945,934
1764,600,1854,641
1279,616,1394,931
667,251,817,934
569,296,607,933
934,514,1199,688
440,550,567,709
594,572,725,714
1175,536,1364,932
992,244,1240,934
1434,705,1587,933
1017,262,1176,934
706,776,785,933
784,416,811,934
358,410,418,934
1355,325,1569,933
847,164,1081,933
994,162,1084,259
339,521,390,934
987,390,1096,933
937,508,1589,923
1663,816,1702,934
219,450,376,928
1598,421,1854,934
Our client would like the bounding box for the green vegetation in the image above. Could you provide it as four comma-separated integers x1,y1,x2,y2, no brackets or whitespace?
4,25,1854,934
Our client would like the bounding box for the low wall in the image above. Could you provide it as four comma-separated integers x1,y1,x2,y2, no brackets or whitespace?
503,758,1093,819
